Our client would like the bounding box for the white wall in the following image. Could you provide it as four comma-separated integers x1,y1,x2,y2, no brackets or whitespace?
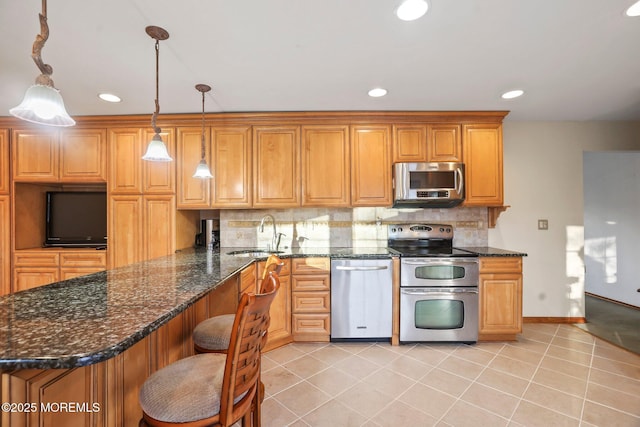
583,151,640,307
489,121,640,318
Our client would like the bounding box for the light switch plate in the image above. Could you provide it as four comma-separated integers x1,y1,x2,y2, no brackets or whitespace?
538,219,549,230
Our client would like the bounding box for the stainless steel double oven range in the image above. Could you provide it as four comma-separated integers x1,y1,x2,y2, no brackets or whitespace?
388,224,479,343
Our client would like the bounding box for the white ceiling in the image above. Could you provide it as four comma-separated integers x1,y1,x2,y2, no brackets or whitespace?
1,0,640,122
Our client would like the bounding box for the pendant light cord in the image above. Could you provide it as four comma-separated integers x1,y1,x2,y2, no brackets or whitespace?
32,0,54,85
201,90,206,159
151,39,161,135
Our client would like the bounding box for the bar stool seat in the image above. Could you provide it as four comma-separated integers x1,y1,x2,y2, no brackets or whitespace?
194,254,283,354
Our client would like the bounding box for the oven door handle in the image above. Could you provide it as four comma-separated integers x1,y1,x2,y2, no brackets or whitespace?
401,260,477,266
401,288,478,295
335,266,389,271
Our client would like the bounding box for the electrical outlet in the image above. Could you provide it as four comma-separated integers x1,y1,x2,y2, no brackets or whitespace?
538,219,548,230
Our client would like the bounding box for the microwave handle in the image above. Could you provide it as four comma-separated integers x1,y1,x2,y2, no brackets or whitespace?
456,167,464,195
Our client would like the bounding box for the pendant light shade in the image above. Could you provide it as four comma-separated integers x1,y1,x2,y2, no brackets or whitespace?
10,0,75,127
142,26,172,162
192,84,213,179
142,133,173,161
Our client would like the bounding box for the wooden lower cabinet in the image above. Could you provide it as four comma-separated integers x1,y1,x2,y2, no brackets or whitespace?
0,275,238,427
291,257,331,341
478,257,523,341
12,249,107,292
258,259,293,351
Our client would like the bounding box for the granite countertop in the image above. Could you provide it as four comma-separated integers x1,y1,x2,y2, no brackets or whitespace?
0,246,396,370
456,247,528,257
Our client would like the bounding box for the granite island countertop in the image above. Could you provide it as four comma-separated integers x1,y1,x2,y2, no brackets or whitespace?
0,246,396,370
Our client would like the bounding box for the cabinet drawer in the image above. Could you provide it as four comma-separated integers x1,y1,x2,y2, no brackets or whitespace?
60,267,105,280
292,292,330,312
60,251,107,267
13,252,59,267
479,257,522,274
292,313,330,341
291,257,330,274
257,258,291,277
292,275,329,292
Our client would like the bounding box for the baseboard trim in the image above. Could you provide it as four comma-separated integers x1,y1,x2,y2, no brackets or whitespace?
524,317,586,324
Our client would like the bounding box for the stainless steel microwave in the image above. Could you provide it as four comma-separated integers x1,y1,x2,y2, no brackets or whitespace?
393,162,464,208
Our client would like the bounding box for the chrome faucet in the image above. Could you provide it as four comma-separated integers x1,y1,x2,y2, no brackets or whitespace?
259,214,278,251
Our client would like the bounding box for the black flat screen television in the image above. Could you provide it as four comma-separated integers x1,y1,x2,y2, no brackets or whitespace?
45,191,107,248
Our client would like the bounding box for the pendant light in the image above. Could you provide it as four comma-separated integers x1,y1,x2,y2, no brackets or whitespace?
192,84,213,179
142,26,173,162
10,0,75,127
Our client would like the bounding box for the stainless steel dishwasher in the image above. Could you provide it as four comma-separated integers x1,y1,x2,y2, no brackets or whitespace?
330,258,393,340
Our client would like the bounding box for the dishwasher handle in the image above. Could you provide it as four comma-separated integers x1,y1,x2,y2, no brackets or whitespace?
335,265,389,271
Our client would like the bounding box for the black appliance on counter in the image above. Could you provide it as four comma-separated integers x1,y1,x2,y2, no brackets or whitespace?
388,224,479,343
195,219,219,249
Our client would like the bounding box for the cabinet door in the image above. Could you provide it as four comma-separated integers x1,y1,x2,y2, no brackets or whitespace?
14,267,59,292
0,129,9,193
176,127,211,208
59,128,107,182
479,273,523,336
462,124,503,206
253,126,300,208
213,126,252,207
350,125,392,206
143,195,175,261
109,128,143,194
301,125,350,206
428,124,461,161
0,196,9,296
393,124,427,163
12,129,59,182
264,273,292,351
143,128,176,194
109,195,143,268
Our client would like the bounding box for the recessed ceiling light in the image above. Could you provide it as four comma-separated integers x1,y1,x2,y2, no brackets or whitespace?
501,89,524,99
368,88,388,98
98,93,121,103
626,0,640,16
396,0,429,21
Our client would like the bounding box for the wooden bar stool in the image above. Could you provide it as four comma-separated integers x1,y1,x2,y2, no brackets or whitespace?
138,272,280,427
193,254,284,354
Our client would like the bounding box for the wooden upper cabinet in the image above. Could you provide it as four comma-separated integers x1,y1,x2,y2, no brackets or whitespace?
301,125,350,207
462,124,503,206
176,127,211,208
350,125,392,206
143,128,176,194
109,127,175,195
109,128,143,194
253,126,300,208
12,128,107,183
0,129,9,194
213,126,252,208
392,124,427,163
12,129,58,182
428,124,461,162
59,129,107,182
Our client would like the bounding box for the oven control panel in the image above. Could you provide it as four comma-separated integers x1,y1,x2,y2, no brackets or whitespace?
388,223,453,240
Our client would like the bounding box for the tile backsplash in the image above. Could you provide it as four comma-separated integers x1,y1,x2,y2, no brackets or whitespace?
219,207,488,249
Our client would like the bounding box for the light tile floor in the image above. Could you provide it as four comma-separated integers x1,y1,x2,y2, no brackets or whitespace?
260,324,640,427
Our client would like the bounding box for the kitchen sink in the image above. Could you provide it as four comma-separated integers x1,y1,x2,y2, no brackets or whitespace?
226,249,284,257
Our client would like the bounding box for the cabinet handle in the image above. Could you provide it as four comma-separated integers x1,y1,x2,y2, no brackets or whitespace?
335,266,388,271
